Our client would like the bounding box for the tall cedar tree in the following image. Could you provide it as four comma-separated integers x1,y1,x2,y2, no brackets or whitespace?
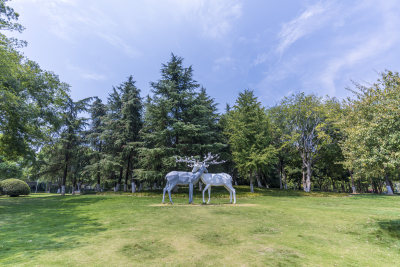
225,90,276,192
139,54,224,185
86,97,107,191
59,97,91,195
120,76,142,192
102,76,142,191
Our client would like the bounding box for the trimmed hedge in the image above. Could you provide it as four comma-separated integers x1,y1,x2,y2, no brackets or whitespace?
0,179,30,197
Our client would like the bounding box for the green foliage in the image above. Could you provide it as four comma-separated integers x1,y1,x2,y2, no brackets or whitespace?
0,0,24,32
225,90,276,187
0,1,69,161
339,70,400,192
99,76,143,190
0,156,22,180
139,54,224,183
0,178,30,196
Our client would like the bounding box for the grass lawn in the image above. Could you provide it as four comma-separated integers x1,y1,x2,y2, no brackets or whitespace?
1,187,399,266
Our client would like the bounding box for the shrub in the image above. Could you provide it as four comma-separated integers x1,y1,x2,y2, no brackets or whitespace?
0,179,30,197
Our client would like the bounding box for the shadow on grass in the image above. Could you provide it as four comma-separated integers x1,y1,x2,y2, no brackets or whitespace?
101,186,349,199
0,195,107,265
377,219,400,240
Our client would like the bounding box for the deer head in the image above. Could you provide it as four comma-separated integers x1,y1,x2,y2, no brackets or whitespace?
190,153,226,173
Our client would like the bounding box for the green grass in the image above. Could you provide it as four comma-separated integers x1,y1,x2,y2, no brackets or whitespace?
1,187,400,266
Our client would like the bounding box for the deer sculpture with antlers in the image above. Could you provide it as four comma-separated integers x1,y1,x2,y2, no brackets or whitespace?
191,153,236,204
162,155,207,204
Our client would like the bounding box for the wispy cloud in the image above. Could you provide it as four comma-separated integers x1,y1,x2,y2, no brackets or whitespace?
66,63,107,81
318,1,400,95
170,0,242,39
276,2,334,54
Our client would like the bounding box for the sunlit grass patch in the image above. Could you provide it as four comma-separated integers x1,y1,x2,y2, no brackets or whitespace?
1,188,399,266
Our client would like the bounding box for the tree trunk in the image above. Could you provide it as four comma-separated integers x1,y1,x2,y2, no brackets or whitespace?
371,179,378,194
249,171,254,193
278,163,283,190
35,180,39,193
124,156,131,192
115,167,123,192
131,181,136,193
47,182,52,193
305,160,312,192
72,176,77,195
199,181,203,191
282,169,288,189
302,168,307,192
350,171,356,193
256,173,263,188
341,182,345,193
61,160,68,196
114,183,120,192
385,174,394,195
96,171,101,192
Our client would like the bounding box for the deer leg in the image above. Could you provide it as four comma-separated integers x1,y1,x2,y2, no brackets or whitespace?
202,184,211,204
168,183,174,204
189,183,193,204
207,186,211,204
162,182,169,203
223,185,232,203
226,185,233,203
227,184,236,204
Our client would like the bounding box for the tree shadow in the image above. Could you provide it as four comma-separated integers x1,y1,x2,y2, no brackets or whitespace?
377,219,400,240
0,195,107,265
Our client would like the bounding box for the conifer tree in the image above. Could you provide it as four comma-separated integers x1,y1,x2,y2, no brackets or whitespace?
102,76,142,191
139,54,224,185
86,97,107,191
225,90,276,192
59,97,91,195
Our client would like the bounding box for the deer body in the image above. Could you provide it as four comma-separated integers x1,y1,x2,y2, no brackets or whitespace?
162,166,205,204
191,161,236,204
163,153,227,204
200,172,236,204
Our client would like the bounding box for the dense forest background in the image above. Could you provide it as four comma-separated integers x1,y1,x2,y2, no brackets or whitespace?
1,0,400,195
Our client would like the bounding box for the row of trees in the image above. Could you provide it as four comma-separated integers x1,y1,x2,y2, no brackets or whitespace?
1,0,399,195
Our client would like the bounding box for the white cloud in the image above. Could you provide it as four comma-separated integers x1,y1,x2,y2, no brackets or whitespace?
212,56,235,72
66,63,107,81
318,1,400,95
276,2,334,54
169,0,242,39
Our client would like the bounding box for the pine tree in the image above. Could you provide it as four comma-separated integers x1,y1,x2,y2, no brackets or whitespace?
102,76,142,192
225,90,276,192
59,96,91,195
120,76,142,192
139,54,224,186
86,97,107,191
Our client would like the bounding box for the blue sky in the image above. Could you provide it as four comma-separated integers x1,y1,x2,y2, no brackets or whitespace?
9,0,400,110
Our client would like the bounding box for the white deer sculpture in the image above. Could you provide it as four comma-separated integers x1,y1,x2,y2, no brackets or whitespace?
162,155,209,204
191,153,236,204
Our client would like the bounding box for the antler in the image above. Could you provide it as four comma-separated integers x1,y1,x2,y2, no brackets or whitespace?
202,152,226,166
175,155,198,167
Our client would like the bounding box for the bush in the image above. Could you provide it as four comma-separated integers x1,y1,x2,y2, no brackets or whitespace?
0,179,30,197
